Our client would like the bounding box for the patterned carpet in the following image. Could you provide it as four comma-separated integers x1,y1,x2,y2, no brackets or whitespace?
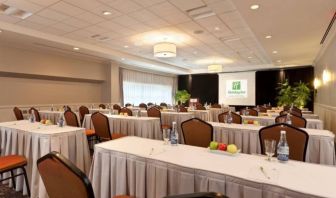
0,184,27,198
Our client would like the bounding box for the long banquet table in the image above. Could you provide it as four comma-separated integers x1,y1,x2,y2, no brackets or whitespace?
265,112,319,119
241,115,323,129
89,136,336,198
82,114,162,140
210,122,335,165
39,110,80,125
0,120,91,198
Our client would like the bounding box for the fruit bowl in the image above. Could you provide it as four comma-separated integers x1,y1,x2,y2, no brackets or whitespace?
207,147,241,156
208,141,241,156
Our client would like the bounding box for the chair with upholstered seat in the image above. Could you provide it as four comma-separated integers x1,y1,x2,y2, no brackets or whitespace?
139,103,147,110
124,103,132,107
211,104,221,108
160,102,168,107
147,107,171,130
259,123,309,162
218,111,242,124
275,114,307,128
13,107,24,120
37,151,133,198
147,102,154,106
120,107,132,116
79,106,90,125
256,106,267,113
0,155,30,196
179,106,188,112
164,192,227,198
196,104,206,110
64,110,95,138
240,108,258,116
181,118,213,148
28,107,41,122
113,104,121,114
91,112,126,142
98,104,106,109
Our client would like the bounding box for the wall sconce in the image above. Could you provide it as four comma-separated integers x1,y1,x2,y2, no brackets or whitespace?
322,69,331,84
313,77,321,89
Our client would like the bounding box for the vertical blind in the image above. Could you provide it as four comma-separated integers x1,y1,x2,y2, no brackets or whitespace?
122,69,176,105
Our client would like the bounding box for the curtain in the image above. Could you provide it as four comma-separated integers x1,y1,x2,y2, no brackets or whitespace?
122,69,176,105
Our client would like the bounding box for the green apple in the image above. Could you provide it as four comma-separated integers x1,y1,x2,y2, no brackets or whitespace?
209,141,218,150
227,144,238,154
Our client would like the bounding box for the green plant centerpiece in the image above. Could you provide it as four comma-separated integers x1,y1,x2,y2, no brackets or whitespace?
174,90,191,105
293,81,311,108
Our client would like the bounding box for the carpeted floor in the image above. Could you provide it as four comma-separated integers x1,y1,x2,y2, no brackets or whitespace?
0,184,27,198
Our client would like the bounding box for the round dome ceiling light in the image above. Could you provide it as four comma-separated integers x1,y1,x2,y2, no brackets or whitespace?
153,42,176,58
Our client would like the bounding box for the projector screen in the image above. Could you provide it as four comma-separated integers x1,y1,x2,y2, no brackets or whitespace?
218,71,256,106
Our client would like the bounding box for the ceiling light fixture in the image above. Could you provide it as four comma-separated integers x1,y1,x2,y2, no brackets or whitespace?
124,45,129,48
265,35,272,39
0,29,2,33
248,56,253,59
214,27,220,31
102,11,112,15
272,50,278,54
153,42,176,58
73,47,80,51
121,58,125,61
277,60,282,63
208,64,222,73
250,4,260,10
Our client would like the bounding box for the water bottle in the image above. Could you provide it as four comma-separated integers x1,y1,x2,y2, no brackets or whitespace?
170,122,178,146
245,107,249,116
277,130,289,162
29,110,35,123
286,113,292,125
51,104,54,111
58,114,64,127
227,111,233,124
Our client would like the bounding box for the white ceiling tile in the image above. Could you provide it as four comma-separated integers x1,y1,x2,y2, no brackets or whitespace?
168,0,205,11
111,15,140,26
96,20,124,31
148,2,179,16
51,22,78,33
144,18,169,28
42,26,71,35
63,0,103,10
5,0,43,13
90,5,122,19
75,12,105,24
27,0,59,7
161,11,190,25
128,9,156,23
205,0,236,15
49,1,85,16
16,20,45,30
82,25,108,34
135,0,165,7
25,14,58,26
0,14,21,23
98,0,142,13
62,17,91,28
37,8,70,21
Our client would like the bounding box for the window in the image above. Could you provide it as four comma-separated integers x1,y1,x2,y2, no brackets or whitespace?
122,69,176,105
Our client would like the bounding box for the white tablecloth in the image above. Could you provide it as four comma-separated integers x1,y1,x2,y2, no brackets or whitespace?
82,114,162,140
188,110,212,121
209,108,233,122
39,110,80,126
210,122,335,165
0,120,91,198
89,136,336,198
89,108,111,114
265,112,319,119
241,115,324,129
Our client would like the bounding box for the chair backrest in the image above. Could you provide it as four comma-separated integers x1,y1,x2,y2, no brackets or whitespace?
259,123,309,161
124,103,132,107
37,151,94,198
28,107,41,122
257,106,267,113
64,110,79,127
147,102,154,106
290,109,302,117
139,103,147,109
240,108,258,116
91,112,112,141
275,114,307,128
147,107,161,118
98,104,106,109
218,111,242,124
13,107,24,120
283,105,290,111
113,104,121,113
164,192,227,198
179,106,188,112
196,105,206,110
160,102,168,107
211,104,221,108
279,110,287,116
120,107,132,116
181,118,213,148
79,106,90,125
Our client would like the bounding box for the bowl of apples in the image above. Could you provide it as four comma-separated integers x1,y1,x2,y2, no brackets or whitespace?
40,119,53,125
208,141,240,156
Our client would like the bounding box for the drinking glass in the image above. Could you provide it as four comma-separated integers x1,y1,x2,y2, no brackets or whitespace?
264,139,276,161
223,115,228,123
163,129,170,144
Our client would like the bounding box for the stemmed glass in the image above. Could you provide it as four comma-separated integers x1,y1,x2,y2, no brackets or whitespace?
264,139,276,161
163,129,170,145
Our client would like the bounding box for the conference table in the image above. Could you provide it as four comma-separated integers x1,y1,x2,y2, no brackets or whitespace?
39,110,80,125
210,122,335,165
82,114,162,140
89,136,336,198
264,112,319,119
0,120,91,198
241,115,323,129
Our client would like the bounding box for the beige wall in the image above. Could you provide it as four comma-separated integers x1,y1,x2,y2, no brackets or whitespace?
314,32,336,132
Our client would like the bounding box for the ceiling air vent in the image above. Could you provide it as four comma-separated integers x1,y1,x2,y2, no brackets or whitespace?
90,34,110,42
186,5,215,20
0,3,32,19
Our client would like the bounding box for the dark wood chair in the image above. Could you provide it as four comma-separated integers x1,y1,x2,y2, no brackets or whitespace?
160,102,168,107
13,107,24,120
28,107,41,122
240,108,258,116
139,103,147,110
179,106,188,112
0,155,30,196
164,192,227,198
98,104,106,109
196,104,206,110
120,107,132,116
37,151,133,198
211,104,221,108
218,111,242,124
91,112,126,142
64,110,95,138
181,118,213,148
259,123,309,162
275,114,307,128
147,102,154,106
124,103,132,107
79,106,90,125
256,106,267,113
147,107,171,130
113,104,121,114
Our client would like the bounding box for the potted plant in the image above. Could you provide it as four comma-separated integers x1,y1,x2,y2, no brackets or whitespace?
276,79,294,107
174,90,191,105
293,81,311,108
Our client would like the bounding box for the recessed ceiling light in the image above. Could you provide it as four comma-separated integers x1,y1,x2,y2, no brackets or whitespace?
102,11,112,15
124,45,129,48
193,51,198,54
214,27,220,31
248,56,253,59
121,58,125,61
73,47,80,51
250,4,259,10
193,30,204,34
0,29,2,33
272,50,278,54
265,35,272,39
277,60,282,63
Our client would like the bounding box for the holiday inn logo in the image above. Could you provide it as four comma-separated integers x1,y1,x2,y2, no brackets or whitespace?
232,81,241,90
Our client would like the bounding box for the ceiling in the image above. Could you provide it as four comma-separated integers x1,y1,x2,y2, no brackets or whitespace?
0,0,335,74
